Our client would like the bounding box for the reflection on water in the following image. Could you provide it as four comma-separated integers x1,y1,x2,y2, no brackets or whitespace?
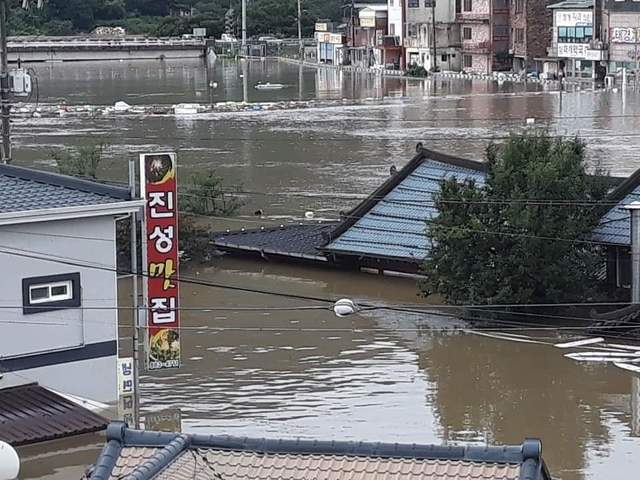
10,58,640,480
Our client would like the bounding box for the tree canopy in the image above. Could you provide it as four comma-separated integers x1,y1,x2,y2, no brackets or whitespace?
8,0,343,37
420,132,610,306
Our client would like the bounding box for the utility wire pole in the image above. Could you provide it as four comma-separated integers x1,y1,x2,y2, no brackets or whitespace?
626,203,640,304
128,158,141,429
0,0,11,164
297,0,303,61
431,0,437,72
241,0,247,55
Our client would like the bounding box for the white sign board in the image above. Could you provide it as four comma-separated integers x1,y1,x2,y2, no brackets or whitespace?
555,10,592,27
611,27,638,44
558,43,588,58
193,28,206,38
360,17,376,28
315,22,328,32
315,32,343,44
117,357,134,396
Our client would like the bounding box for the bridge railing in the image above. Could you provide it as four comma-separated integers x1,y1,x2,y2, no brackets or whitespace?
7,36,206,49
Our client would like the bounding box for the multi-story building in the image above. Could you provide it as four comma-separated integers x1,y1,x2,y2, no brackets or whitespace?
603,0,640,74
510,0,554,73
457,0,510,74
544,1,606,80
404,0,460,71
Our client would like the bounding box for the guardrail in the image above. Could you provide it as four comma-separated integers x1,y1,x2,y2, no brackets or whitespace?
8,37,206,49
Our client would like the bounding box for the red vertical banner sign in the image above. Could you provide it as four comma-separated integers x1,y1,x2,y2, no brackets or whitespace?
140,153,181,370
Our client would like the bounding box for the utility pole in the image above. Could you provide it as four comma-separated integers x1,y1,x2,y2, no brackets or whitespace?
297,0,303,61
128,158,141,429
625,202,640,304
241,0,247,55
635,23,639,90
0,0,11,163
351,0,356,56
431,0,437,72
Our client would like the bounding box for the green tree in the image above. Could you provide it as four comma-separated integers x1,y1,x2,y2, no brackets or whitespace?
420,132,609,305
51,143,106,179
181,171,243,216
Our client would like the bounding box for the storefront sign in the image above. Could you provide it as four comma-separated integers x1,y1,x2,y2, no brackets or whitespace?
315,32,343,44
117,357,135,424
315,22,328,32
558,43,588,58
145,409,182,432
611,27,638,44
555,10,592,27
140,152,181,371
360,17,376,28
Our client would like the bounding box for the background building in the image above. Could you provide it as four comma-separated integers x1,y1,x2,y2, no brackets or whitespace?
510,0,554,73
405,0,460,71
603,0,640,75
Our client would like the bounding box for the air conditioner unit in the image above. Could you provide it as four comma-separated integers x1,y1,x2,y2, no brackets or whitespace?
9,69,32,97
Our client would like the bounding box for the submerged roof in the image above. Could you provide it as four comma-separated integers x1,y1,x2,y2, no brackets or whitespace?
0,163,131,214
213,223,336,262
0,383,109,446
323,147,486,261
89,422,551,480
592,169,640,246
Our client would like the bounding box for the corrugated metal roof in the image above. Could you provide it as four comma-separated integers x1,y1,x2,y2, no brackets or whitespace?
592,184,640,246
325,159,485,261
110,447,523,480
0,383,108,446
0,163,130,214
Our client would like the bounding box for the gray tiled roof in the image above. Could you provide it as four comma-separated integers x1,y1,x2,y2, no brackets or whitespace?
0,164,130,214
90,423,551,480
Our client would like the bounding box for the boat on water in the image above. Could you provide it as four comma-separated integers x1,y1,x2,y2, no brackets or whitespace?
255,82,287,90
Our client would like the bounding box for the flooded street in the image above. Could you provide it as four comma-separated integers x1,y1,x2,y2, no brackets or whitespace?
12,58,640,480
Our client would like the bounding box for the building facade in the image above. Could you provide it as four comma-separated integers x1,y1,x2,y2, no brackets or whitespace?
510,0,554,73
603,0,640,74
457,0,510,74
0,164,142,403
405,0,460,71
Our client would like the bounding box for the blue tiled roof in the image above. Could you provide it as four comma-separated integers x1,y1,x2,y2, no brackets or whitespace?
325,159,485,260
0,164,130,214
592,184,640,246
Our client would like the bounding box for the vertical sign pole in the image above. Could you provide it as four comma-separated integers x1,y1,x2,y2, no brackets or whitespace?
128,157,141,429
631,208,640,305
0,0,11,164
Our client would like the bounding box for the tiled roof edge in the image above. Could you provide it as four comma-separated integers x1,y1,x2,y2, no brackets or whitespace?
0,163,131,200
126,435,191,480
89,439,122,480
104,423,539,465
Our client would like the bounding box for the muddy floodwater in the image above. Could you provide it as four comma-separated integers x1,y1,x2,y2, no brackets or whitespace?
13,58,640,480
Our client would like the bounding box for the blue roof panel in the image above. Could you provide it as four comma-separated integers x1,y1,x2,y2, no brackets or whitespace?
326,158,484,260
592,185,640,246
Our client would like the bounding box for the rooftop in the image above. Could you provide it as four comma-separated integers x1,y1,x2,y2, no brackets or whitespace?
0,383,109,446
88,422,551,480
0,163,131,215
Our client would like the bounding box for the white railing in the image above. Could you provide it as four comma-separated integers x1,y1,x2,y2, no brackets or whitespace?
7,36,206,49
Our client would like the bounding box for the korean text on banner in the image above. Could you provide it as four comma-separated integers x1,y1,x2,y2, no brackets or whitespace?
140,153,180,370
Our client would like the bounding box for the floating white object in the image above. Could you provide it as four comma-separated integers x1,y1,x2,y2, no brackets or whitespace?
305,211,314,220
566,351,640,358
0,441,19,480
255,82,286,90
173,103,200,115
554,337,604,349
333,298,358,317
465,330,546,344
114,101,131,112
526,118,535,125
603,343,640,351
614,362,640,373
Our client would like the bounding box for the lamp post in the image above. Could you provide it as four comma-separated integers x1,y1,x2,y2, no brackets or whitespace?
209,81,218,107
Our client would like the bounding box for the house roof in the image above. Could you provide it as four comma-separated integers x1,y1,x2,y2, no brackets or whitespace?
323,146,486,262
0,382,109,446
591,169,640,246
213,223,336,263
0,163,131,214
88,422,551,480
547,0,592,10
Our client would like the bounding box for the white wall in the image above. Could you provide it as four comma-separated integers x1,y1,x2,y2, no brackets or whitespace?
0,216,119,402
388,0,403,40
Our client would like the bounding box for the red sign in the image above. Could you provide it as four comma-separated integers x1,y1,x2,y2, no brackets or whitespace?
140,153,180,370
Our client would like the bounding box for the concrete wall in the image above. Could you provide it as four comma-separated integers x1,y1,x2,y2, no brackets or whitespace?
0,216,119,402
8,48,204,63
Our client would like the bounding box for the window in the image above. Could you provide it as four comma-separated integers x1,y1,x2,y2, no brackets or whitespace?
463,54,473,68
390,23,395,35
463,27,472,40
441,54,448,61
557,26,592,43
515,28,524,43
22,273,81,314
408,0,419,7
463,0,472,11
515,0,524,14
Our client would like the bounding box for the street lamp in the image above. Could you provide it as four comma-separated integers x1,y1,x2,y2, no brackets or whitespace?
0,441,19,480
209,81,218,107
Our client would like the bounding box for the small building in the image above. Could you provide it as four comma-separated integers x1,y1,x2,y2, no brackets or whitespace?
405,0,461,71
457,0,511,74
86,421,553,480
315,21,346,65
603,0,640,76
0,163,143,404
542,0,607,80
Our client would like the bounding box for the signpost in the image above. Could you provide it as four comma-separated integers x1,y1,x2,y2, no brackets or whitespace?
140,152,181,371
117,357,135,426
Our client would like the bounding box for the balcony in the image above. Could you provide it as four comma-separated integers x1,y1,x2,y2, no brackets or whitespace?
456,12,490,24
462,40,491,54
404,37,428,49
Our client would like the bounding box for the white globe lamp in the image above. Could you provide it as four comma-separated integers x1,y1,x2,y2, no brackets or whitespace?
0,441,19,480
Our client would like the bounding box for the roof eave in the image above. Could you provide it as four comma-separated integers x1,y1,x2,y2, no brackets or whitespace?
0,199,145,226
